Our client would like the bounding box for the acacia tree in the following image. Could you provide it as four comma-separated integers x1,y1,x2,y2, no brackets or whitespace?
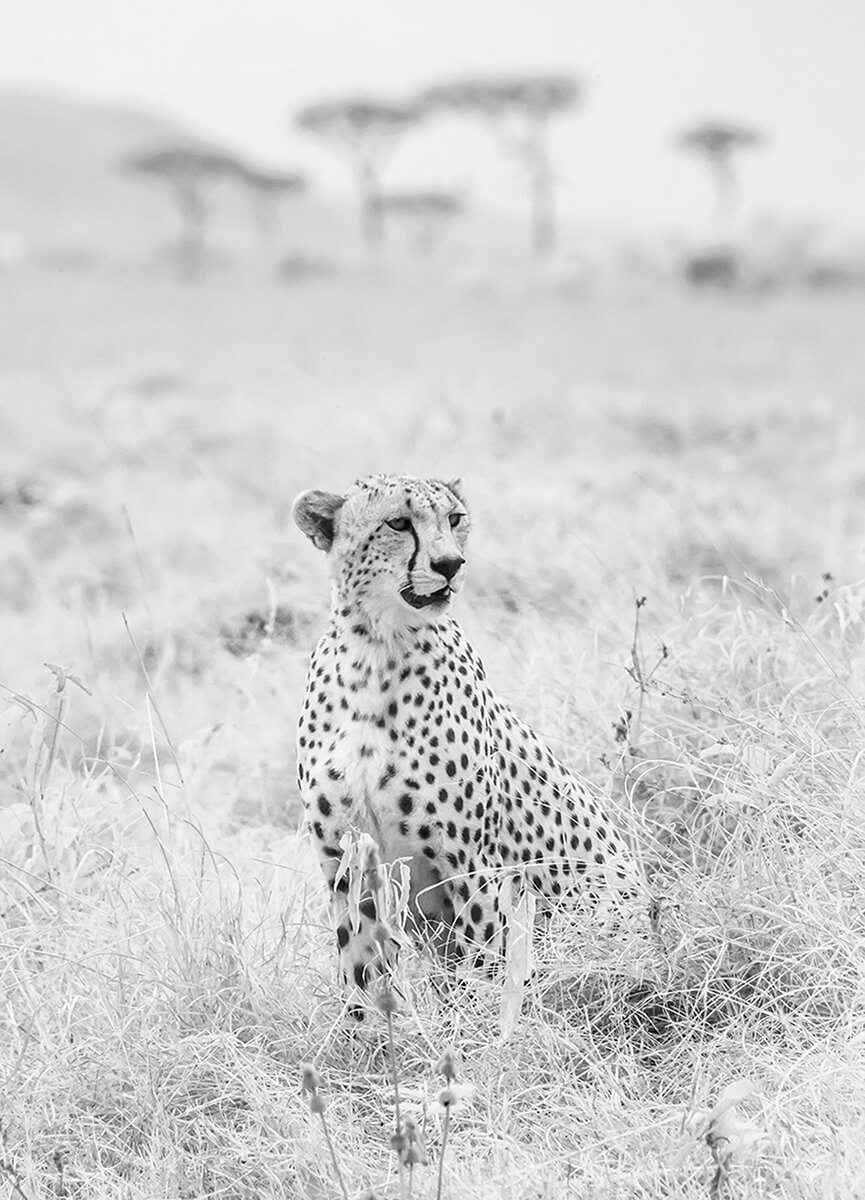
378,189,465,255
238,166,308,246
678,120,765,231
294,97,416,249
418,75,580,256
127,145,245,277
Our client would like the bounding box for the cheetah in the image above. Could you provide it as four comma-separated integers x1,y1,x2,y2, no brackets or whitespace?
293,474,643,1000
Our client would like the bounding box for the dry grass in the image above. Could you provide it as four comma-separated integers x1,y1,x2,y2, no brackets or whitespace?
2,267,865,1198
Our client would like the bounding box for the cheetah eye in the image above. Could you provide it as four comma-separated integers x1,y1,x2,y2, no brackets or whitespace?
448,512,464,528
386,517,412,532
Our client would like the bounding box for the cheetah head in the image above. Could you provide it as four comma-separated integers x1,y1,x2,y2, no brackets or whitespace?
292,474,470,633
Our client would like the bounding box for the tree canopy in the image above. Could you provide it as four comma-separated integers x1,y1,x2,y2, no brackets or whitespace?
678,120,765,160
296,97,417,147
378,190,464,217
418,75,580,121
237,166,308,196
126,144,247,183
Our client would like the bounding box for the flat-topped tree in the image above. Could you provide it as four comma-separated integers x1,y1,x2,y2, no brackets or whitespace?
379,189,465,255
127,144,245,277
238,166,308,245
295,97,416,249
678,120,765,231
418,75,580,257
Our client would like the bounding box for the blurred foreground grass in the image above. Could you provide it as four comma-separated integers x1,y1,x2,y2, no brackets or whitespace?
1,268,865,1197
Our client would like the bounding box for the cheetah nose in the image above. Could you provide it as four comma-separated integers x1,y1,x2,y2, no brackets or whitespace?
431,555,465,582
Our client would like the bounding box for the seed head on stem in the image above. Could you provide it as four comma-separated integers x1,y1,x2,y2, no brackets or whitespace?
299,1063,349,1200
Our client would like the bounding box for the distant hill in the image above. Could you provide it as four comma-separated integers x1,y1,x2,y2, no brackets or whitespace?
0,90,193,257
0,89,351,265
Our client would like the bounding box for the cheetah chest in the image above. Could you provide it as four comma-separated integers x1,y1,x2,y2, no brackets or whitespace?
298,625,488,867
322,724,436,864
299,659,417,849
327,721,393,813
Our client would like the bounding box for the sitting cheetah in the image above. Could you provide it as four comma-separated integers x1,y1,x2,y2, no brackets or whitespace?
293,474,643,999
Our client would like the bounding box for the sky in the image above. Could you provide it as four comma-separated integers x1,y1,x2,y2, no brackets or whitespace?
3,0,864,237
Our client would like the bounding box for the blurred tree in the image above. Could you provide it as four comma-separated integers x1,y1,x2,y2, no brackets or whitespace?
418,75,580,256
379,189,465,255
295,97,416,249
127,145,245,277
238,166,308,247
678,120,765,230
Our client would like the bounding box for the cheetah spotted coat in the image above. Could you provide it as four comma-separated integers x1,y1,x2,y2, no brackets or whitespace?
293,474,642,998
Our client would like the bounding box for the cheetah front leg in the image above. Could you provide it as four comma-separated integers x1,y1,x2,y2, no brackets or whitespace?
447,864,506,973
411,842,505,975
307,816,399,1011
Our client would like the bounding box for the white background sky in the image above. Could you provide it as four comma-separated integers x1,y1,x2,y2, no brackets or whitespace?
3,0,864,236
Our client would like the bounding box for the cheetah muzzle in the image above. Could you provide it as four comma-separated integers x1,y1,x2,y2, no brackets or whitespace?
291,473,646,1011
399,582,453,610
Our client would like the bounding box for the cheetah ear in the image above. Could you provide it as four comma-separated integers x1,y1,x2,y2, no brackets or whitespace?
292,489,345,552
446,477,467,506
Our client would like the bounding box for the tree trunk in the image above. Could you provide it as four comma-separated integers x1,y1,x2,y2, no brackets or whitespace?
356,155,384,251
252,191,279,245
710,152,739,235
174,178,206,279
411,215,440,256
525,125,555,257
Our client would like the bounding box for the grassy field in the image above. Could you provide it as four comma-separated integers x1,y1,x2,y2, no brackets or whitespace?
2,265,865,1198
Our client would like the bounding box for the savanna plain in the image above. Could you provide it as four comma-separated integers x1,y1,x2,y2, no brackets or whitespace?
2,268,865,1199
